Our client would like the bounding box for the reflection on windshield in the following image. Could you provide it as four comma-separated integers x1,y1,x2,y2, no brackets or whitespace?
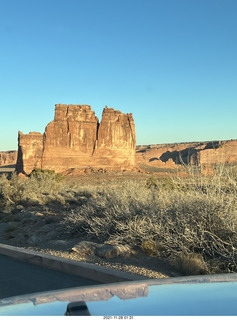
1,276,237,316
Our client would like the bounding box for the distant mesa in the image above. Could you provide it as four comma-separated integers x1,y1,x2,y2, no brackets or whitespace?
136,140,237,172
16,104,137,175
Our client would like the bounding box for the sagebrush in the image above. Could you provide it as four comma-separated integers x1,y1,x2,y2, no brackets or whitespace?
1,165,237,274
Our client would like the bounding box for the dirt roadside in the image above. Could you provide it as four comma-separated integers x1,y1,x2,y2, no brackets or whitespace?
0,207,179,280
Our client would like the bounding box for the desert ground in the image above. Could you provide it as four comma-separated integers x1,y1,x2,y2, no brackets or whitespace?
1,164,237,279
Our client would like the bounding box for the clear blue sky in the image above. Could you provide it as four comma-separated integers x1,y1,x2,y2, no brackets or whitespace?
0,0,236,151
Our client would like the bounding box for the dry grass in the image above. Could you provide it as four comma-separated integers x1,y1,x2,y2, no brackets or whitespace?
171,253,207,275
1,165,237,274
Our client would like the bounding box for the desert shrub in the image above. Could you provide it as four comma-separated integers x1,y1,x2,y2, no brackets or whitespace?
62,180,154,241
1,164,237,273
62,167,237,272
140,240,160,256
0,173,27,211
171,253,207,275
4,222,17,239
0,170,68,211
145,176,158,189
146,176,183,191
30,168,64,183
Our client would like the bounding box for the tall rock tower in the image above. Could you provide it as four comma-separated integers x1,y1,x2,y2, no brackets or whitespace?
94,106,136,169
16,104,137,175
41,104,99,172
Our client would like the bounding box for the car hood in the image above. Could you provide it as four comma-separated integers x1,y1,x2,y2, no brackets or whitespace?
0,273,237,316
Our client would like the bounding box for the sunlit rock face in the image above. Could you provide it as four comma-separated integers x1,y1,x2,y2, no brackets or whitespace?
41,104,99,173
93,106,137,170
136,140,237,170
0,151,18,167
16,104,137,175
195,140,237,166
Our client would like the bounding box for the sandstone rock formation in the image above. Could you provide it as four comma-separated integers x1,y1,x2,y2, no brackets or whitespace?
11,104,237,175
136,139,237,171
93,106,136,170
41,104,99,173
192,140,237,166
16,132,43,175
16,104,137,175
0,151,17,167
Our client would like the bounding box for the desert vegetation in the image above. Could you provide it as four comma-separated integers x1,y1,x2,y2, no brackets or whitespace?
1,166,237,275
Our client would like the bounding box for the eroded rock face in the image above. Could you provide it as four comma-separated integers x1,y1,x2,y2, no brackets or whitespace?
93,106,136,170
41,104,99,172
136,140,237,170
195,140,237,165
0,151,17,167
16,132,43,175
16,104,137,174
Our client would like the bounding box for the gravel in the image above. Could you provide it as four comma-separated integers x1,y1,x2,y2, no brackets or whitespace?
22,246,177,279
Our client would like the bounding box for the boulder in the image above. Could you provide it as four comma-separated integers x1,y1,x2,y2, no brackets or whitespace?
72,241,98,255
95,244,132,258
72,241,132,258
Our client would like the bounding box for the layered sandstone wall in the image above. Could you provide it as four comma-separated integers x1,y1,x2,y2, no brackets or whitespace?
16,132,44,175
196,140,237,165
16,104,137,174
137,140,237,169
41,104,99,172
93,106,136,169
0,150,18,167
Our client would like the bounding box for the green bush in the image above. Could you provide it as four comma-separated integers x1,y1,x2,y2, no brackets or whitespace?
30,168,64,183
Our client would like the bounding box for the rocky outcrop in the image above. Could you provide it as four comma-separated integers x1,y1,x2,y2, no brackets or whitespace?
0,151,17,167
13,103,237,175
137,140,237,170
16,104,137,175
41,104,99,173
93,106,136,170
193,140,237,166
16,132,44,175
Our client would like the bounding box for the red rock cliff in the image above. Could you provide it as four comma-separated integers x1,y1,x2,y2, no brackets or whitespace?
93,106,137,169
16,104,137,174
196,140,237,165
16,131,44,175
41,104,99,172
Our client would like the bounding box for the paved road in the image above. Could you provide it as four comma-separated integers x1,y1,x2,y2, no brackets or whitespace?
0,254,100,299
